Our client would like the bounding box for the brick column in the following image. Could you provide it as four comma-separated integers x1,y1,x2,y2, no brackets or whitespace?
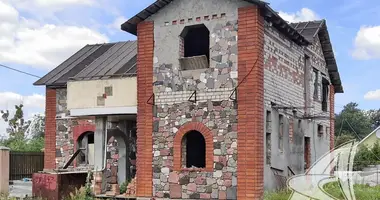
329,85,335,151
136,21,154,197
44,88,56,170
237,5,265,199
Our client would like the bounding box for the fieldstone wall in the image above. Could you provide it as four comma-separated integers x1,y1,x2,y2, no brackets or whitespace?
152,100,237,199
55,88,94,169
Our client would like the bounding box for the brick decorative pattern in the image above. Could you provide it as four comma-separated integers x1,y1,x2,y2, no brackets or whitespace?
329,85,335,151
136,21,154,197
44,88,57,170
155,89,234,105
152,100,237,199
164,13,227,27
237,6,265,199
173,122,213,171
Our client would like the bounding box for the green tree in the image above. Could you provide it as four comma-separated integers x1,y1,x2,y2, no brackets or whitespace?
366,109,380,129
0,104,44,152
335,102,372,139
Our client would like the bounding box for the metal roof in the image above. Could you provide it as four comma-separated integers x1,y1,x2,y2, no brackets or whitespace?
290,20,343,93
121,0,310,46
34,41,137,87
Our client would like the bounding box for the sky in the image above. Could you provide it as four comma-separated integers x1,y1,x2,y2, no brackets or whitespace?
0,0,379,134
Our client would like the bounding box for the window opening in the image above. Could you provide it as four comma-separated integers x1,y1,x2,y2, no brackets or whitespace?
182,131,206,168
179,24,210,70
279,114,284,152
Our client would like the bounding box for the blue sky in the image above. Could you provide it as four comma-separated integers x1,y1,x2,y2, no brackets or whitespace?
0,0,379,134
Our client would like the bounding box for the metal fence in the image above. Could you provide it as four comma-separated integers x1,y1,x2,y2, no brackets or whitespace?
9,151,44,180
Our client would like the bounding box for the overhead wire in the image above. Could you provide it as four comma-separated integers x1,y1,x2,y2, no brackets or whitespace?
0,64,41,78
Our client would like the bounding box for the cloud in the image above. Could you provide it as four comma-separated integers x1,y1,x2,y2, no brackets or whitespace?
0,92,45,109
364,89,380,100
10,0,94,14
0,1,109,70
0,92,45,136
279,8,320,23
352,26,380,60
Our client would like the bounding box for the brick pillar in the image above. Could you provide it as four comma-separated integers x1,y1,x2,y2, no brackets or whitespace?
44,88,56,170
237,5,265,199
329,85,335,151
136,21,154,197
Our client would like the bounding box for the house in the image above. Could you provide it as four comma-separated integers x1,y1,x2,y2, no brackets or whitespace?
33,0,343,199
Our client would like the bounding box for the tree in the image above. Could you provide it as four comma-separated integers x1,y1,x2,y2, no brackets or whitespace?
0,104,45,152
1,104,27,137
335,102,372,139
366,109,380,129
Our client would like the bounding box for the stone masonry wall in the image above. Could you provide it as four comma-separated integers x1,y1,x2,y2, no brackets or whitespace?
153,100,237,199
55,88,95,169
148,1,249,199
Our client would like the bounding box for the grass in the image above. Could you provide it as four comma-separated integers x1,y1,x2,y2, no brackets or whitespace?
264,183,380,200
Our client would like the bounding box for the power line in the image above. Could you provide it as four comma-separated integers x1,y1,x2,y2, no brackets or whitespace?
0,64,41,78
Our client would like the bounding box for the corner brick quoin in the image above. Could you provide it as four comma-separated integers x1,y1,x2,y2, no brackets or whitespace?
44,88,57,170
237,5,265,200
329,85,335,151
136,20,154,197
173,122,214,172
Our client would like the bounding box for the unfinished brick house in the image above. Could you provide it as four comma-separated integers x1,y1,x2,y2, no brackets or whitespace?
33,0,343,199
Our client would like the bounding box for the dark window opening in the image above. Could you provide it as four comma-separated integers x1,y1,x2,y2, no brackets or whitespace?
179,24,210,70
183,131,206,168
304,137,310,170
313,69,319,100
266,132,271,165
322,78,329,111
317,125,323,137
77,131,94,165
279,114,284,152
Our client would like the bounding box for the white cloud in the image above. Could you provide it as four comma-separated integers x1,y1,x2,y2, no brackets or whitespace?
10,0,94,14
0,92,45,109
0,92,45,136
0,1,109,70
352,26,380,60
364,89,380,100
107,16,127,35
279,8,320,23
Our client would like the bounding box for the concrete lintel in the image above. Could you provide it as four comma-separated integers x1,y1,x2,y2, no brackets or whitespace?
70,106,137,116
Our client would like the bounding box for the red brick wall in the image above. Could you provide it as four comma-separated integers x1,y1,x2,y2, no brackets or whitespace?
329,85,335,150
173,122,213,171
136,21,154,197
44,88,56,170
237,5,265,199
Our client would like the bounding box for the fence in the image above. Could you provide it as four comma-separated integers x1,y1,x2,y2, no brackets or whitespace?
9,152,44,180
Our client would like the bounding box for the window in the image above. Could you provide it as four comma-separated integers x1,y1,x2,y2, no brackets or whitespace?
182,131,206,168
279,114,284,152
304,137,310,170
322,77,329,111
179,24,210,70
77,131,95,165
318,125,323,137
313,69,319,100
266,111,272,165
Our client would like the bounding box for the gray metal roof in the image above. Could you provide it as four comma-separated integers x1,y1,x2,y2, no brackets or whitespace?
290,20,343,93
121,0,310,46
34,41,137,86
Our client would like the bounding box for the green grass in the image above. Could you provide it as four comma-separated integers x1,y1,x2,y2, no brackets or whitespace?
264,183,380,200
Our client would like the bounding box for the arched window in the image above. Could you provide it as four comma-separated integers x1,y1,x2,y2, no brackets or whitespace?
77,131,94,165
182,131,206,168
